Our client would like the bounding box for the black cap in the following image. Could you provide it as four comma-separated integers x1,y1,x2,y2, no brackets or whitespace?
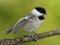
35,7,46,14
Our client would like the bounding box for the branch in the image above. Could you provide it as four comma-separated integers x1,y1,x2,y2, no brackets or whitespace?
0,29,60,45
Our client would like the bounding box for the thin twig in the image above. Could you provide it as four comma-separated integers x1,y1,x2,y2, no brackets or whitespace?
0,29,60,45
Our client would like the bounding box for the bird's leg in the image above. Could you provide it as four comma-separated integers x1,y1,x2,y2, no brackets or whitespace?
22,31,39,41
29,31,39,41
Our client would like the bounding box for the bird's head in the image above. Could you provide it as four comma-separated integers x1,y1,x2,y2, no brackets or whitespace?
31,7,46,20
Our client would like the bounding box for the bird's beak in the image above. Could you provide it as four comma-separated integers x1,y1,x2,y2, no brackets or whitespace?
44,13,47,16
45,13,47,15
43,14,47,16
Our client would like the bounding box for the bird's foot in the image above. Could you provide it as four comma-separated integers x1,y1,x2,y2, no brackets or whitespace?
30,33,39,41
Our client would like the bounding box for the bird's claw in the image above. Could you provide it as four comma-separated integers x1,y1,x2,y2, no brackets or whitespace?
30,34,39,41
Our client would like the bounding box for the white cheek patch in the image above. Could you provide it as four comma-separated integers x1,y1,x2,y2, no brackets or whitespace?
31,9,43,16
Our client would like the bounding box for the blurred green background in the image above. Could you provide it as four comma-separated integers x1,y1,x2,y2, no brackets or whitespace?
0,0,60,45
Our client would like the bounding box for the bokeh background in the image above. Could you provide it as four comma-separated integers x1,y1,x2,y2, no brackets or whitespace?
0,0,60,45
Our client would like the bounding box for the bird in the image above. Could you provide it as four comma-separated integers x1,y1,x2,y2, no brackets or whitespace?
3,7,46,40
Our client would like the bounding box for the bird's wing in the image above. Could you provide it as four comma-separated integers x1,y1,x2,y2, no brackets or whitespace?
13,15,34,34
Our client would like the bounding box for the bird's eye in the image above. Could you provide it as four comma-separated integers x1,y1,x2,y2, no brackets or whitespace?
38,16,45,20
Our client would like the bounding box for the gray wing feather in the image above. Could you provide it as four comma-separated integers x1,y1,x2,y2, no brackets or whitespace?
13,16,34,34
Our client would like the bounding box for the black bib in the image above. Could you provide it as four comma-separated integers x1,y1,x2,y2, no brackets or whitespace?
38,16,45,20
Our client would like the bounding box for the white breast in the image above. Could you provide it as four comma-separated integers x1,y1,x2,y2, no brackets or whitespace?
23,16,44,32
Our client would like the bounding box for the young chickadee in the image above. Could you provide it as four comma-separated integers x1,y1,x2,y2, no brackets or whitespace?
4,7,46,40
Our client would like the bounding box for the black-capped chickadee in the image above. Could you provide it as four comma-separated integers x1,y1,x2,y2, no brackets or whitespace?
4,7,46,40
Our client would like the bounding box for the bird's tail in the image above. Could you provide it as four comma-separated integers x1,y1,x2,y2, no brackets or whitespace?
3,26,13,34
